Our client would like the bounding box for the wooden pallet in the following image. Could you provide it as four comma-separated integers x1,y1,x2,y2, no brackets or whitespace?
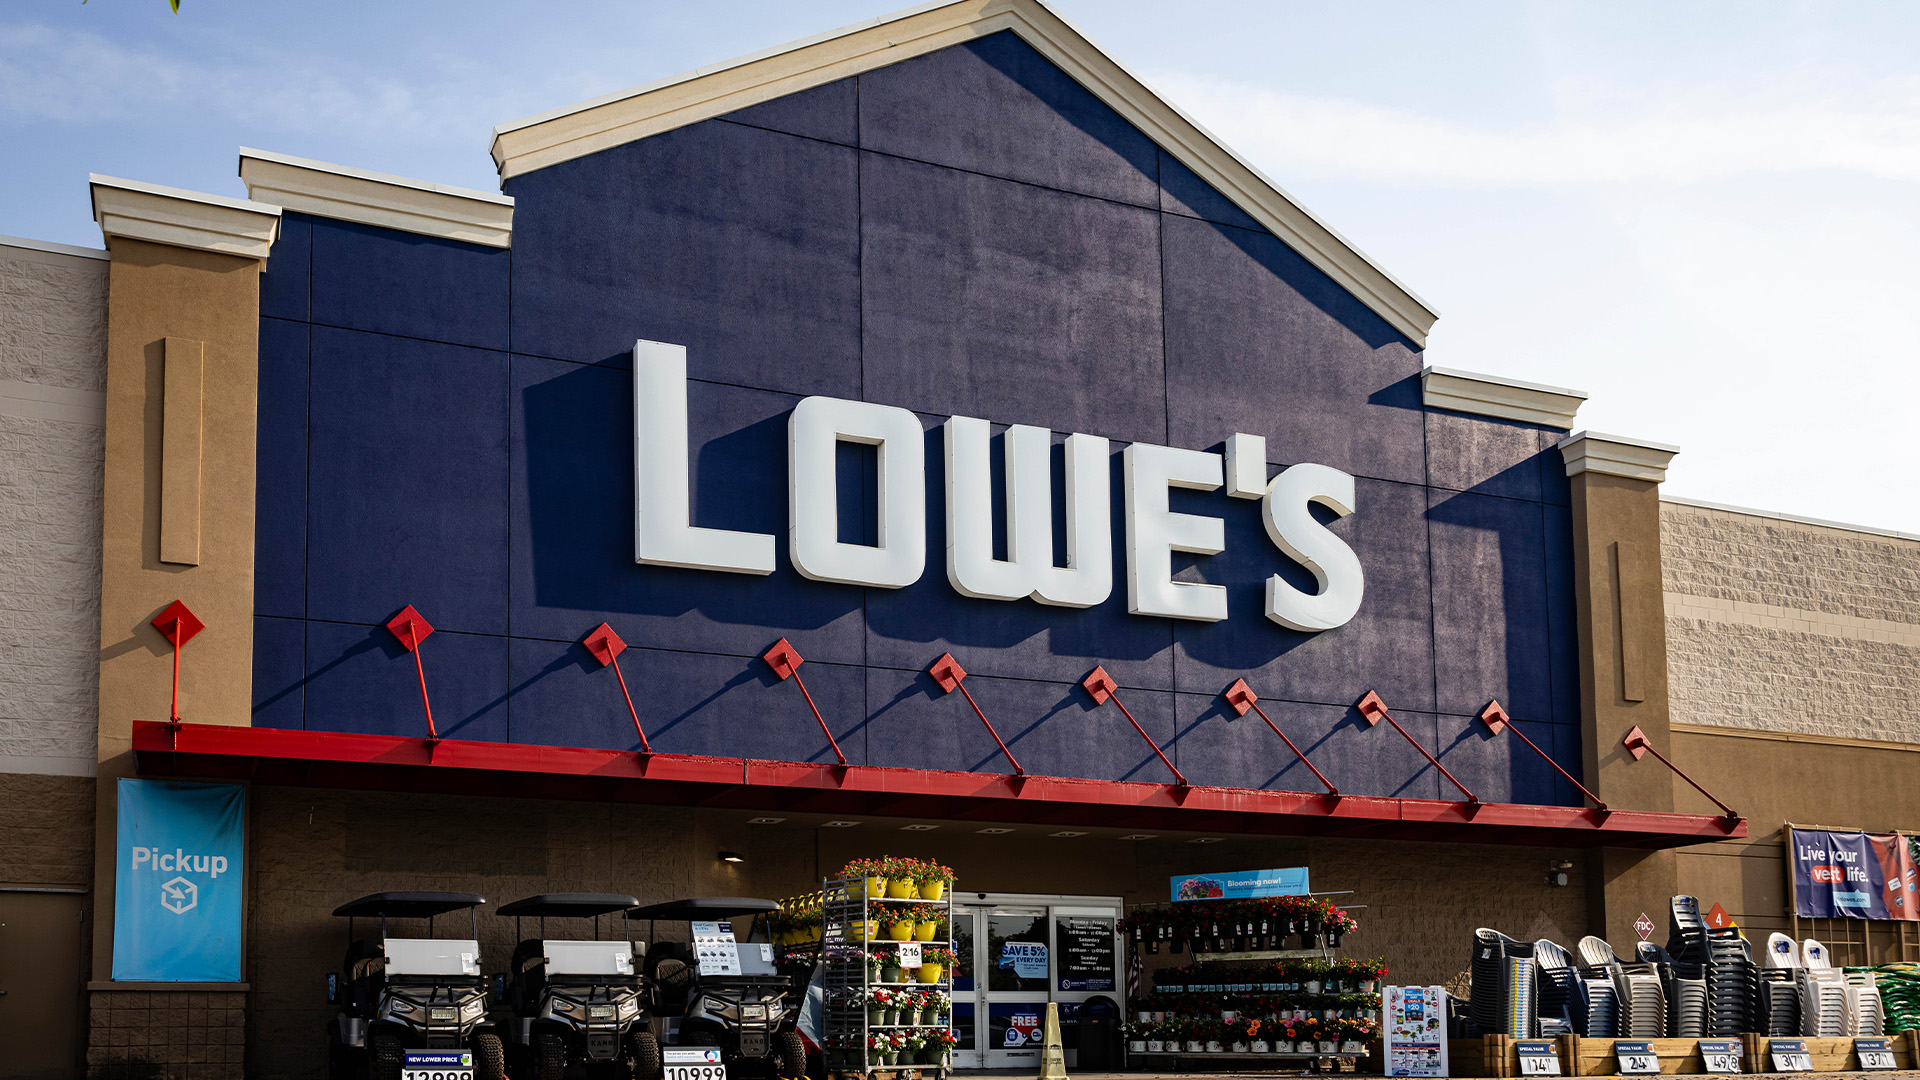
1455,1031,1920,1076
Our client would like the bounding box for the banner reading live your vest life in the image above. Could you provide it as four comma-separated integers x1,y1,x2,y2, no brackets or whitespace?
1790,827,1920,921
112,779,246,981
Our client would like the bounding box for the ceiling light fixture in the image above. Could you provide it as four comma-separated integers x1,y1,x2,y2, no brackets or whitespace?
821,820,861,828
719,851,745,863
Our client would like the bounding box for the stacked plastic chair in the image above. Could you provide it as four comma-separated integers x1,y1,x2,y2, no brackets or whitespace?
1844,971,1886,1036
1759,933,1803,1036
1471,929,1539,1037
1703,926,1757,1035
1797,938,1849,1036
1639,941,1707,1037
1535,939,1580,1036
1584,935,1665,1037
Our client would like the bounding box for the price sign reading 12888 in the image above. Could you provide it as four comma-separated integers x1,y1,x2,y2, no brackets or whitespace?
1614,1041,1659,1074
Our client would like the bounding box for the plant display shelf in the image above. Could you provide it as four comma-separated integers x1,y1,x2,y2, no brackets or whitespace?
820,874,956,1078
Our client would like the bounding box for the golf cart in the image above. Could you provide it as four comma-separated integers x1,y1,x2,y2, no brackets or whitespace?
631,897,806,1079
327,892,503,1080
498,893,661,1080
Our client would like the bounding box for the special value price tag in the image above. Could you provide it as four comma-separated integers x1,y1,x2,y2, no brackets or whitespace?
1698,1039,1741,1074
1855,1038,1896,1071
1515,1040,1561,1076
1771,1039,1813,1072
1614,1041,1660,1074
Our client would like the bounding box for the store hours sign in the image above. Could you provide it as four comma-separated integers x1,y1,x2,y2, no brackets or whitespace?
633,341,1366,631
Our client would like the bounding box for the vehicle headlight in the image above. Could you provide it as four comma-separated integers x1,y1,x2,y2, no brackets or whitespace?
461,998,487,1023
590,1004,617,1021
429,1006,458,1022
552,997,581,1017
619,999,640,1021
386,997,418,1018
741,1004,767,1021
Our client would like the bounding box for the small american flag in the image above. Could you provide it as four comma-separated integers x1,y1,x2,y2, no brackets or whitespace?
1126,943,1142,1000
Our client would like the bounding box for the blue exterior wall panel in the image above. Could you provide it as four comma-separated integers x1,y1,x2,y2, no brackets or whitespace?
250,31,1584,806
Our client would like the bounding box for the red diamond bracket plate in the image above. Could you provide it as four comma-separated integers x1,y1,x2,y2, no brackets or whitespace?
762,638,803,681
1080,665,1116,706
151,600,204,648
928,652,966,694
582,622,627,668
1622,725,1651,760
1479,700,1510,735
1355,689,1389,726
1222,678,1257,717
385,605,434,651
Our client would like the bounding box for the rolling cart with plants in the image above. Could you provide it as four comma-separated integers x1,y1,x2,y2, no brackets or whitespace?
817,858,958,1079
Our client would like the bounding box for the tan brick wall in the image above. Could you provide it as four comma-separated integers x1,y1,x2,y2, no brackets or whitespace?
0,771,95,887
0,242,106,775
1662,501,1920,742
87,987,247,1080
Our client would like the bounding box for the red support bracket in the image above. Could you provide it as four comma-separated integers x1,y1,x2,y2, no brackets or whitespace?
1223,679,1338,798
928,653,1023,776
384,605,439,744
150,601,203,746
1356,689,1480,812
1623,725,1741,828
584,623,650,757
762,638,847,767
1082,665,1187,788
1481,701,1608,816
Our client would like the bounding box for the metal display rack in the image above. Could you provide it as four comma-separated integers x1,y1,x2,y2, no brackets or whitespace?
820,876,956,1078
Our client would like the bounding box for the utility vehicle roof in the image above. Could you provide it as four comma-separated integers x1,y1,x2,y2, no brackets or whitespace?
628,896,780,919
332,891,486,918
498,893,641,918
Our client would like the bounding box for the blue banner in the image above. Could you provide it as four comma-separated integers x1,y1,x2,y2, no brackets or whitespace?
1170,866,1309,901
112,779,246,981
1790,828,1920,921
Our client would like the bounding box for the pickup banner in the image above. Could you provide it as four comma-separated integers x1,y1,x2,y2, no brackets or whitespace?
1790,828,1920,921
112,779,246,981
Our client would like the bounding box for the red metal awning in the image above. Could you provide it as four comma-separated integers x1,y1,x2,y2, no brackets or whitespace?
131,721,1744,849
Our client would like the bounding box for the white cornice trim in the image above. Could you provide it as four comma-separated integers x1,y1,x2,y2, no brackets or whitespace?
488,0,1439,347
89,175,280,259
1662,496,1920,544
1555,431,1679,483
0,233,109,261
1421,366,1586,429
239,147,514,249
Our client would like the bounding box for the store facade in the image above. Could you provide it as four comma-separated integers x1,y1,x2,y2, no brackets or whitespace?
3,1,1916,1078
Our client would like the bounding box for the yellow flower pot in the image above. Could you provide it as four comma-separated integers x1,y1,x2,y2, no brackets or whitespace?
886,878,916,899
865,876,888,898
852,918,876,942
917,963,945,984
915,920,939,942
888,920,915,942
918,880,946,901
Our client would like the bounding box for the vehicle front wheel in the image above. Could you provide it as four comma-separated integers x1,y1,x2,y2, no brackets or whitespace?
535,1032,568,1080
628,1030,664,1080
773,1032,808,1079
474,1033,507,1080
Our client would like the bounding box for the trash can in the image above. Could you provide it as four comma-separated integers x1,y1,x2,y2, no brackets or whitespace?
1079,994,1120,1070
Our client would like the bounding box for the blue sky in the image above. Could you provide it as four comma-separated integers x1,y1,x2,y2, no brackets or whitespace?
5,0,1916,532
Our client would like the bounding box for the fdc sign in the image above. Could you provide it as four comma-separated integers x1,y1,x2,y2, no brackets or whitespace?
112,779,246,982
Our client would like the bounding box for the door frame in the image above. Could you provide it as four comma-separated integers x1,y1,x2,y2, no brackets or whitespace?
948,893,1124,1070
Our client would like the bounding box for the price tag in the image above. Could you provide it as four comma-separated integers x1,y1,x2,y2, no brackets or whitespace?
1615,1041,1659,1074
665,1047,725,1080
1516,1040,1561,1076
897,941,922,968
403,1052,473,1080
1698,1040,1741,1074
1771,1039,1813,1072
1856,1038,1896,1071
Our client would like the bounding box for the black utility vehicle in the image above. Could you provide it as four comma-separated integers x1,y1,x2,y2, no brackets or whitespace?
631,897,807,1079
499,892,662,1080
327,892,504,1080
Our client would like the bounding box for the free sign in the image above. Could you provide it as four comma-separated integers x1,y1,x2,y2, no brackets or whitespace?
633,342,1365,630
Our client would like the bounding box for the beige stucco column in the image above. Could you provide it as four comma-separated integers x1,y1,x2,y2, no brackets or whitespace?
1557,431,1683,946
85,175,276,1075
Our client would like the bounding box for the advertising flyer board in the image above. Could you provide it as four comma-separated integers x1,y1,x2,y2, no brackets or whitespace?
111,779,246,982
1170,866,1310,900
999,941,1049,980
1790,828,1920,920
1384,985,1449,1077
1055,915,1116,991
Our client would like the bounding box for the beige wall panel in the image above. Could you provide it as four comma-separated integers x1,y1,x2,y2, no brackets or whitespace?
0,772,96,888
93,237,260,976
158,336,204,565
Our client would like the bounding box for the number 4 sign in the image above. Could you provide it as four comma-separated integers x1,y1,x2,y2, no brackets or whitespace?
1615,1041,1659,1074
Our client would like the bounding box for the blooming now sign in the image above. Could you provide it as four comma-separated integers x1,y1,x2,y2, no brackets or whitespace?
1170,866,1310,901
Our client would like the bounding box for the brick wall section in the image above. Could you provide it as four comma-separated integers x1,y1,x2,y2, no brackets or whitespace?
1662,501,1920,742
87,988,247,1080
0,771,94,886
0,242,106,771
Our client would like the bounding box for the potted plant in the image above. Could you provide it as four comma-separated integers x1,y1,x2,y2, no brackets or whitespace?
916,860,955,901
915,908,948,943
1300,958,1329,995
902,1030,927,1065
1325,908,1358,948
844,857,888,898
922,1027,957,1065
918,945,958,984
870,986,899,1026
1182,1016,1204,1054
1144,1020,1166,1054
866,1032,893,1066
924,989,951,1024
1224,1016,1250,1054
884,856,921,899
883,903,917,942
1248,1019,1269,1054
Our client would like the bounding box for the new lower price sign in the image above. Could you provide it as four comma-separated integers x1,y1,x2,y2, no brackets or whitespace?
1614,1041,1659,1074
1856,1037,1896,1071
403,1051,472,1080
666,1047,725,1080
1515,1040,1560,1076
1698,1039,1741,1074
1770,1039,1813,1072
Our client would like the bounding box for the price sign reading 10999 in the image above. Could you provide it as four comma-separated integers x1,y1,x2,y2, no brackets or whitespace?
1614,1041,1659,1074
1698,1040,1741,1074
665,1047,726,1080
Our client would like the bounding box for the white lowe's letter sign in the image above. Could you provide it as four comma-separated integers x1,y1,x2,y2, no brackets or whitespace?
630,341,1366,630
